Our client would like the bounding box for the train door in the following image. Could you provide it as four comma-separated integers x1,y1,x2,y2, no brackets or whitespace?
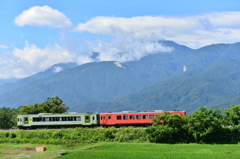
18,116,23,126
91,115,96,124
24,117,29,125
85,115,90,123
104,114,108,125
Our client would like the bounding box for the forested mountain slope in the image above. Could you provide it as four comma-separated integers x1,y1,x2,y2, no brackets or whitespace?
71,43,240,113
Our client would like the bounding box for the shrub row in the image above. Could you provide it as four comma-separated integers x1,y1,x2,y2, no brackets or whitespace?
0,127,147,146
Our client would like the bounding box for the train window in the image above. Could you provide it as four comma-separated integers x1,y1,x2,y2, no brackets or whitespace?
143,115,148,119
33,117,41,122
73,117,76,121
45,117,49,122
150,115,154,119
101,116,102,120
130,115,135,119
92,116,95,120
103,116,105,120
136,115,141,119
43,118,45,121
76,117,81,121
52,117,56,121
56,117,60,121
123,115,128,120
68,117,73,121
108,116,111,120
62,117,67,121
117,116,122,120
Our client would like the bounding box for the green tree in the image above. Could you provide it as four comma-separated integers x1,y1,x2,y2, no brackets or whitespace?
224,105,240,126
19,96,69,114
0,107,19,128
146,112,187,143
187,106,224,143
43,96,69,113
224,105,240,142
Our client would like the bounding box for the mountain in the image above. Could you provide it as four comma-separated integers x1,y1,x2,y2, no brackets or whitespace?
0,41,240,114
0,62,77,95
72,57,240,113
0,78,19,86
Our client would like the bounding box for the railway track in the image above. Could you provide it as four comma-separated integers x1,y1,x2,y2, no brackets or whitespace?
0,129,19,131
0,128,62,131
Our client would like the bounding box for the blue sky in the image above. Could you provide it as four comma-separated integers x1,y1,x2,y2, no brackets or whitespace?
0,0,239,79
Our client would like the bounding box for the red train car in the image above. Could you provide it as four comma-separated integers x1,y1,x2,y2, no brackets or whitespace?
100,110,186,126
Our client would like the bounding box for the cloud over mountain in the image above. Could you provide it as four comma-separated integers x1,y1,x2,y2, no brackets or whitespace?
1,9,239,79
74,12,240,48
0,42,92,79
14,5,72,28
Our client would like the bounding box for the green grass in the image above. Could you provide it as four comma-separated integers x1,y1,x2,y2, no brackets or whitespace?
1,142,240,159
61,142,240,159
0,143,71,159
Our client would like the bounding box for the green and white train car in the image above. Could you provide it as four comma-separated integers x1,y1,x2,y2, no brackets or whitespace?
17,112,99,129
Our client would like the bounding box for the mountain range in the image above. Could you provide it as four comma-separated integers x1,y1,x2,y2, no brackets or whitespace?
1,40,240,114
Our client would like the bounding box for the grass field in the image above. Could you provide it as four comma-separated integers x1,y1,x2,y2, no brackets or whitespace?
61,142,240,159
0,144,71,159
0,142,239,159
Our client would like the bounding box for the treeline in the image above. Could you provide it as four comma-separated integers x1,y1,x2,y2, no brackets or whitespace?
0,96,68,128
146,106,240,144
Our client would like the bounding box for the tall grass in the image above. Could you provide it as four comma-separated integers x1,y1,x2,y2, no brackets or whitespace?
0,127,147,146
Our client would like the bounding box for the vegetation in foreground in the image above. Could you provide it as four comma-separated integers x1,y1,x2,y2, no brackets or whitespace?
61,142,240,159
0,143,70,159
1,142,239,159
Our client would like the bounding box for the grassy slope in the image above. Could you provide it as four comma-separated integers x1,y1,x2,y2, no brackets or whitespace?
0,143,71,159
61,142,240,159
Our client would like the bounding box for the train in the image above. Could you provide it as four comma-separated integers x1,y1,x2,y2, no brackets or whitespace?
17,110,186,129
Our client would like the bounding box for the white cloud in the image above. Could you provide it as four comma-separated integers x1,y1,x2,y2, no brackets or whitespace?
0,42,92,79
74,11,240,48
14,5,72,28
0,44,8,49
91,33,174,62
52,66,63,73
2,11,239,79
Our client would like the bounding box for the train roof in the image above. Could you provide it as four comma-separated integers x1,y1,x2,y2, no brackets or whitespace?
17,112,98,116
100,110,186,114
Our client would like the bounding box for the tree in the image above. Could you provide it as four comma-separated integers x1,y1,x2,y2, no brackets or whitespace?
42,96,69,113
19,96,69,114
224,105,240,126
0,107,19,128
224,105,240,142
146,111,187,143
187,106,224,143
